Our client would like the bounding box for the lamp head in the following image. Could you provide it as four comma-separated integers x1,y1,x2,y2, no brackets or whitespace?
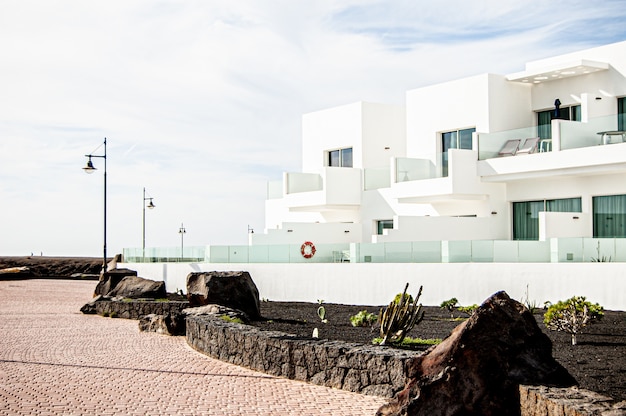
83,158,96,174
147,199,155,209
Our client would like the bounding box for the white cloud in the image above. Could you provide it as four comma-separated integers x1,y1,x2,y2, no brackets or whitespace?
0,0,625,256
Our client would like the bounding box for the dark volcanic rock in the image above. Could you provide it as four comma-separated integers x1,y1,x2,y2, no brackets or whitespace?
186,271,260,319
138,313,185,336
94,268,138,296
377,291,577,416
106,275,166,299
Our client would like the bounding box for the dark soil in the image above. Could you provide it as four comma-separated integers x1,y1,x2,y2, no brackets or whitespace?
253,301,626,402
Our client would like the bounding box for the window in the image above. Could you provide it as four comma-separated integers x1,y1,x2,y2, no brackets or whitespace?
441,127,475,176
537,105,581,140
593,194,626,238
513,198,582,240
377,220,393,235
328,147,353,167
619,97,625,131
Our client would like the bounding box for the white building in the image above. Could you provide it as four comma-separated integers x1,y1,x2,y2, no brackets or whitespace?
124,41,626,309
255,40,626,248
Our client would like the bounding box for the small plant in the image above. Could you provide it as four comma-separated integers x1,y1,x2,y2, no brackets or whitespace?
109,312,118,318
313,299,327,338
520,284,539,313
457,304,478,317
220,315,244,324
440,298,458,319
543,296,604,345
372,337,442,347
591,241,612,262
378,283,424,346
317,300,327,324
350,310,378,327
393,292,414,305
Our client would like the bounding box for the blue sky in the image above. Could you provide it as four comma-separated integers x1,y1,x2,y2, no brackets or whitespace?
1,1,626,257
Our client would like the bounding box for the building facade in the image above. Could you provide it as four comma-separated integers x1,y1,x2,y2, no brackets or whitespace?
254,41,626,248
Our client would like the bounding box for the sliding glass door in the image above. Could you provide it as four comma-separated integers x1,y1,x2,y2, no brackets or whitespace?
513,198,582,240
593,194,626,238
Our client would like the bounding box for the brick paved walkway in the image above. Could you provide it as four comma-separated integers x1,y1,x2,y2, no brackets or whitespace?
0,279,387,415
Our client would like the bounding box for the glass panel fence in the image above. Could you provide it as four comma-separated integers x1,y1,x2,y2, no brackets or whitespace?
124,237,626,264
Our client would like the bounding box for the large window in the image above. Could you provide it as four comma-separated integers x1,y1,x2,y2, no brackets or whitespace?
593,194,626,238
619,97,625,131
537,105,581,140
328,147,353,168
441,127,474,176
513,197,582,240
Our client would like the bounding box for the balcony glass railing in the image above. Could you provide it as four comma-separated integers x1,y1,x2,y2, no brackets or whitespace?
478,115,623,160
123,237,626,263
559,115,619,150
395,156,441,182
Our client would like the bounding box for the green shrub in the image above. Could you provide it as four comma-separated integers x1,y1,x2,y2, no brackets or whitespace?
350,310,378,327
457,304,478,317
393,292,414,305
543,296,604,345
372,336,442,347
440,298,458,318
220,315,244,324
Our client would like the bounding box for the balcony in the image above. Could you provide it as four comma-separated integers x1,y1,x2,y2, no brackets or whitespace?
389,150,490,203
278,167,362,211
477,115,626,181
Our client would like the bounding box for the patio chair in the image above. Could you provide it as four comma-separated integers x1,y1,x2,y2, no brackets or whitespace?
516,137,539,155
498,139,521,157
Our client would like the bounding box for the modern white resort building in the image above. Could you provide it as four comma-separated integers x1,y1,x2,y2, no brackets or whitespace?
124,41,626,310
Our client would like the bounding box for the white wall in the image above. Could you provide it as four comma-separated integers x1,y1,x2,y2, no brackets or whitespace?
122,262,626,311
375,216,504,242
301,102,406,173
361,102,406,168
406,74,490,158
539,212,590,240
250,222,362,245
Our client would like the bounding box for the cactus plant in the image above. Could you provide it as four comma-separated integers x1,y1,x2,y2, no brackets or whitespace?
378,283,424,346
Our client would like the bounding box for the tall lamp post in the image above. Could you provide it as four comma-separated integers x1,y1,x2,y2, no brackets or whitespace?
178,223,186,261
82,138,107,274
142,188,155,261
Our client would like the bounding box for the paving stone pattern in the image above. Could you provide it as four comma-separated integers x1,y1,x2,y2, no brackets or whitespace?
0,279,387,415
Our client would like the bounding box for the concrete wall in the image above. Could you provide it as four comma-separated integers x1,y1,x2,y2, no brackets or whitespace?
122,262,626,311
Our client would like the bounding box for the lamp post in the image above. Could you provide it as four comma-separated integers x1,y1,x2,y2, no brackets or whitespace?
82,138,107,274
142,188,155,261
178,223,186,261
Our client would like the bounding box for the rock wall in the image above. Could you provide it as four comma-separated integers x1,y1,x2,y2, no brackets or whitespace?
186,315,420,398
519,385,626,416
87,299,189,319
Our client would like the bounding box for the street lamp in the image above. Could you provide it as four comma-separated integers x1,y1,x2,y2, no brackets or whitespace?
82,138,107,274
142,187,155,261
178,223,186,261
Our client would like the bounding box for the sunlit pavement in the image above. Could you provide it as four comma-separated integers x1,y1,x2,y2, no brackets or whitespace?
0,279,387,415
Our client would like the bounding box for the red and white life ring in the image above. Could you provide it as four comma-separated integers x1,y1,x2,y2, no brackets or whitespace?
300,241,316,258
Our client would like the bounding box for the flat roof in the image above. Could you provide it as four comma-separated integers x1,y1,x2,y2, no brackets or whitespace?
506,59,609,84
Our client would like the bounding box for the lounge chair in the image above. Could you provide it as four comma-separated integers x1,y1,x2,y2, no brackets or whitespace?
498,139,521,157
516,137,539,155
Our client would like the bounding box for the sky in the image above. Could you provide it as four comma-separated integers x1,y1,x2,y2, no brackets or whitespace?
1,0,626,257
